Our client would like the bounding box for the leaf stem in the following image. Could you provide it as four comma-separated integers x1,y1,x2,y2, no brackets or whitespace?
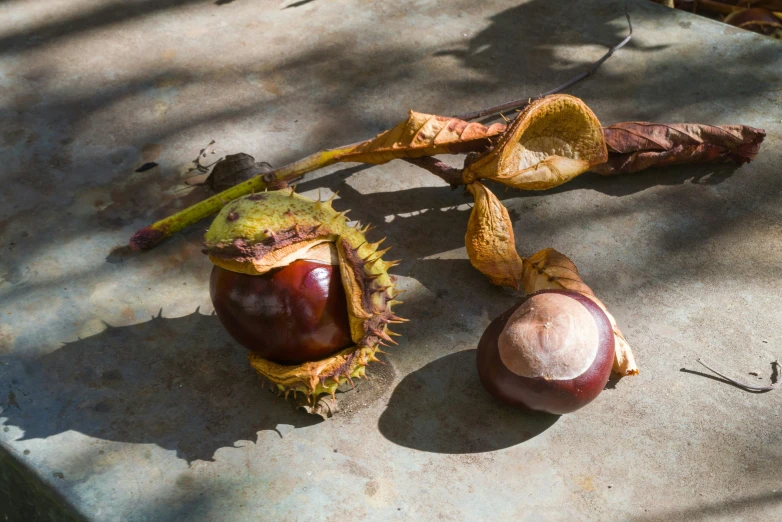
403,157,464,188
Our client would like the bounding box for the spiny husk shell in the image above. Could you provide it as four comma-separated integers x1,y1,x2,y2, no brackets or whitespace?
462,94,608,190
520,248,638,376
249,345,381,399
465,181,523,290
203,189,404,403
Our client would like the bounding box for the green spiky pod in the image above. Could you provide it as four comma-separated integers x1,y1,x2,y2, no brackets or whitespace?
203,188,405,404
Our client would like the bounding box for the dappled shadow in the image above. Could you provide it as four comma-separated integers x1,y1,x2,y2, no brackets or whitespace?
0,0,780,517
2,0,777,291
0,0,207,57
448,0,781,123
441,0,650,117
378,350,558,453
1,310,322,463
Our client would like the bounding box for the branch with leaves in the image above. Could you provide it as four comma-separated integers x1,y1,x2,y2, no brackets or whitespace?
129,101,764,250
129,93,765,377
127,4,766,379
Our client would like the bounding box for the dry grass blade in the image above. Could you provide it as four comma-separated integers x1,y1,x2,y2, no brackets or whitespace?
454,0,633,121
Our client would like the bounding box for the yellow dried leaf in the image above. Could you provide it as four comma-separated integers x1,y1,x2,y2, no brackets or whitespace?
521,248,639,376
463,94,607,190
464,182,523,290
340,110,505,165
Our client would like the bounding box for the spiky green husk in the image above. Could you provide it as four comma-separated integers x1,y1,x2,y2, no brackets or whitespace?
204,188,405,404
249,345,386,399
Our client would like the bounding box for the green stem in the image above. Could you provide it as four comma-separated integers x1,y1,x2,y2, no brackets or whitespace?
129,142,362,250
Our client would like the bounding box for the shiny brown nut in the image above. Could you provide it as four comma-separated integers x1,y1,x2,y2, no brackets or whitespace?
210,260,352,365
477,289,615,414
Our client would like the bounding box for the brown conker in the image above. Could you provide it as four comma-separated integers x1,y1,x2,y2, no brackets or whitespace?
477,289,614,414
209,260,353,365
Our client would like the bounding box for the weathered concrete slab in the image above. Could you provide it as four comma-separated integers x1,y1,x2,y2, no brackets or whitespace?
1,0,781,520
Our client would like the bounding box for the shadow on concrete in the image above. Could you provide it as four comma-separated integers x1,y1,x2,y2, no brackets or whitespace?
446,0,779,123
632,491,782,522
283,0,317,8
0,0,207,56
378,350,558,453
291,161,745,280
1,310,322,463
679,363,780,394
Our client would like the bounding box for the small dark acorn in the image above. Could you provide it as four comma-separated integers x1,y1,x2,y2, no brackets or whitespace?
477,289,614,414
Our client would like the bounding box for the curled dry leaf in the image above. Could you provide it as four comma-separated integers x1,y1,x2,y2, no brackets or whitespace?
340,110,506,165
593,122,767,175
520,248,639,376
462,94,608,190
464,182,524,290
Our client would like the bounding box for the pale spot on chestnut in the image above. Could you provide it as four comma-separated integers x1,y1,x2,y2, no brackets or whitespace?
498,293,600,381
477,289,615,414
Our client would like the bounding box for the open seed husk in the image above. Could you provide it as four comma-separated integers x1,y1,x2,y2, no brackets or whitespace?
462,94,608,190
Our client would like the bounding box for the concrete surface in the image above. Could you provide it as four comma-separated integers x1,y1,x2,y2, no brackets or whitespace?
1,0,781,520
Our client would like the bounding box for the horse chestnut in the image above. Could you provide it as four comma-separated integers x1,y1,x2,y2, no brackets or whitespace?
210,259,352,365
202,189,403,404
477,289,614,414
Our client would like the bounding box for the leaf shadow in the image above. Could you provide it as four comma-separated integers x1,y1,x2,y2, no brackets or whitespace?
1,310,323,464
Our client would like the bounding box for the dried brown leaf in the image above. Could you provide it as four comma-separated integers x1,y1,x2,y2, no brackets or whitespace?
520,248,639,376
465,182,524,290
462,95,607,190
726,7,782,37
594,122,766,175
339,111,506,165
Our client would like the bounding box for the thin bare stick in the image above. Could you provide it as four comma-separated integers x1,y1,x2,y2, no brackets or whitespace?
696,357,781,392
453,1,633,122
